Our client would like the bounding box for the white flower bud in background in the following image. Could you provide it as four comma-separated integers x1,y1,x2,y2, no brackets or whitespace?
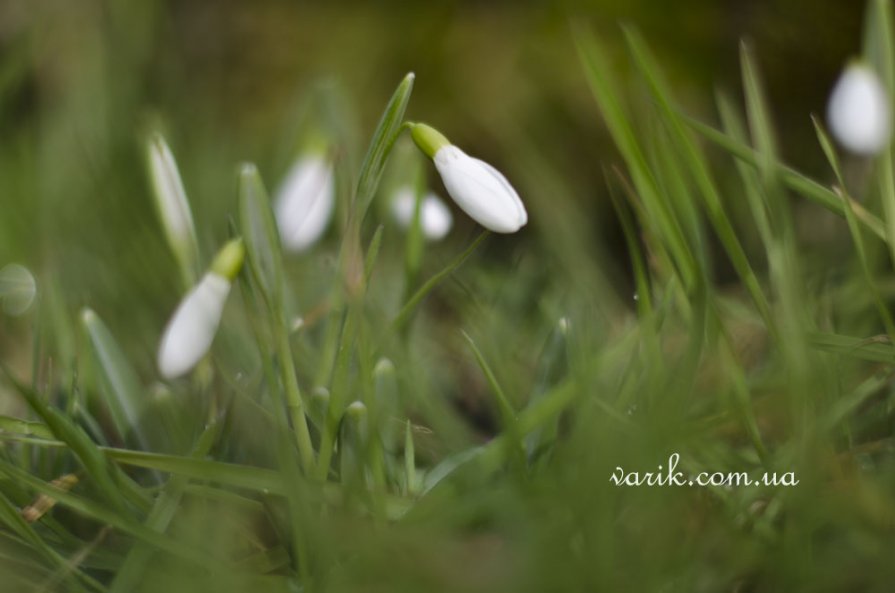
274,154,335,252
827,62,891,155
391,186,453,241
157,239,244,379
0,264,36,316
410,123,527,234
146,133,199,281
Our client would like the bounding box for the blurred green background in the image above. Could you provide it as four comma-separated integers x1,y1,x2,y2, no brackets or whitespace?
0,0,868,373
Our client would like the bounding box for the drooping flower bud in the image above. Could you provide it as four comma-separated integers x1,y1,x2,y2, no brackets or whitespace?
827,62,891,155
409,123,527,233
157,239,244,379
274,154,335,252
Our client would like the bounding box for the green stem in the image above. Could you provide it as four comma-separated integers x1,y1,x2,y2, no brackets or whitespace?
275,322,316,473
391,231,490,331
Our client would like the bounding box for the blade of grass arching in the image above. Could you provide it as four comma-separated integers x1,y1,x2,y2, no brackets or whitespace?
740,43,779,184
821,367,895,432
863,0,895,268
110,421,221,593
606,172,654,317
740,43,815,387
0,493,105,592
1,368,131,516
814,118,895,336
355,72,415,219
623,27,775,335
573,26,698,291
808,332,895,362
105,449,286,494
685,115,889,241
646,118,709,273
410,376,589,510
0,416,53,438
716,91,774,248
80,309,147,450
524,318,569,463
391,230,490,331
238,164,315,473
460,331,523,467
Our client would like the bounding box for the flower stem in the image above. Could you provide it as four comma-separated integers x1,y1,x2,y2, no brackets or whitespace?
391,230,490,332
275,320,316,473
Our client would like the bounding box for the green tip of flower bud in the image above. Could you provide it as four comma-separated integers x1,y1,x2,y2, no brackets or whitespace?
80,307,97,325
409,122,451,159
210,238,245,280
374,358,396,377
346,400,368,419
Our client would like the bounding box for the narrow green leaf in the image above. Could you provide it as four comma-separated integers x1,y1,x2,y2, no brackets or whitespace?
391,230,490,331
461,331,517,431
238,163,285,310
813,117,895,336
808,332,895,363
81,309,147,449
623,27,774,333
574,26,698,290
0,459,219,570
356,72,415,219
0,492,105,592
1,368,132,516
110,422,220,593
863,0,895,268
685,115,888,241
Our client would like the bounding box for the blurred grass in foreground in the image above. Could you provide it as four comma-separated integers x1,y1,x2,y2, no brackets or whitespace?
3,0,895,592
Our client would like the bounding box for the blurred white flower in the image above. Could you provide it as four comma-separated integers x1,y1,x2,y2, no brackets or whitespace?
827,63,891,155
274,155,335,252
157,239,244,379
0,264,36,316
157,273,230,379
410,123,527,234
391,186,453,241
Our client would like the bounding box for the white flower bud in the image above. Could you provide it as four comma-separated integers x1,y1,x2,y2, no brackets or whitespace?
157,239,244,379
827,63,891,155
274,155,335,252
409,123,526,234
391,186,453,241
157,273,231,379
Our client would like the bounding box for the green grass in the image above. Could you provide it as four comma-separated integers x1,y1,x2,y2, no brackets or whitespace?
3,1,895,591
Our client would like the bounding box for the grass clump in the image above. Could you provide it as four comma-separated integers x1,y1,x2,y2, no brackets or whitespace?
3,2,895,591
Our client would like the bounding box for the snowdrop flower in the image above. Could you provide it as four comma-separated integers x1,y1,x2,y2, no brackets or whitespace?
827,62,891,155
157,239,244,379
146,133,199,281
274,154,335,252
409,123,527,233
391,186,453,241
